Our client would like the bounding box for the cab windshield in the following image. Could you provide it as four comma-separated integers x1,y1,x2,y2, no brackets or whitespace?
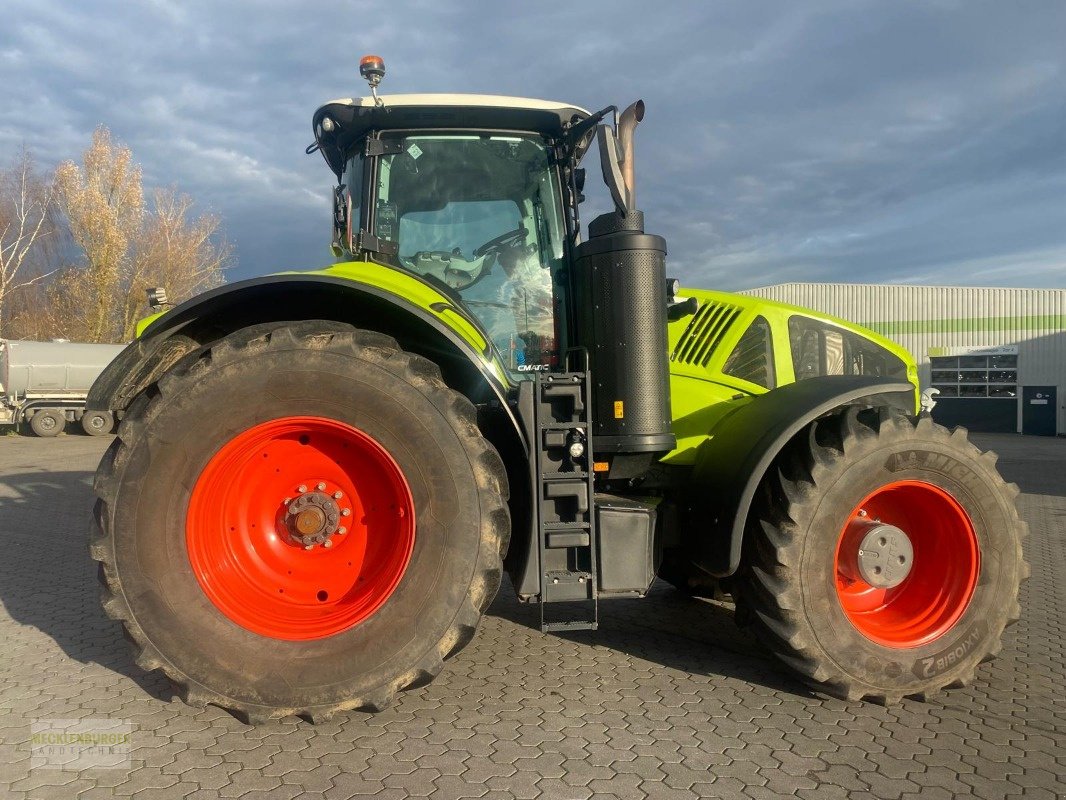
369,133,566,373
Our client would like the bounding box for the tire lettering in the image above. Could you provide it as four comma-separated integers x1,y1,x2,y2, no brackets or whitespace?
914,622,986,679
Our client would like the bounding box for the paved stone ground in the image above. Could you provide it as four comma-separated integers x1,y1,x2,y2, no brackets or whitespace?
0,430,1062,799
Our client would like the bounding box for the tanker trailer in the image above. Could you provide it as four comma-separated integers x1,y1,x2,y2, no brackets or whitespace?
1,340,125,436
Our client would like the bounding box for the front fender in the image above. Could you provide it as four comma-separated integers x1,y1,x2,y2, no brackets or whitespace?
689,375,916,578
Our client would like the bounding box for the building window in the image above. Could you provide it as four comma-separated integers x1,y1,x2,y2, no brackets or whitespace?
929,354,1017,399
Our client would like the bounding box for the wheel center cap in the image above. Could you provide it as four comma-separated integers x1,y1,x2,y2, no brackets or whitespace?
849,522,913,588
284,491,342,546
294,507,326,536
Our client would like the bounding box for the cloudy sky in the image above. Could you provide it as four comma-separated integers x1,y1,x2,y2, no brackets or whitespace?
2,0,1064,289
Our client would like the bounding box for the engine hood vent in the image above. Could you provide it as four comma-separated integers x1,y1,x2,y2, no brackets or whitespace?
671,299,742,367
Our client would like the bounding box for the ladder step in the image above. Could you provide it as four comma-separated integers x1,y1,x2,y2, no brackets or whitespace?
542,620,598,632
535,369,598,633
545,531,589,548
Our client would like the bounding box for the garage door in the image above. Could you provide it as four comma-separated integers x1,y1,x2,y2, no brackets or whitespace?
929,352,1018,433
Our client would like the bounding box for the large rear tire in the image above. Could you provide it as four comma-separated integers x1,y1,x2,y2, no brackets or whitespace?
735,407,1027,702
91,322,509,722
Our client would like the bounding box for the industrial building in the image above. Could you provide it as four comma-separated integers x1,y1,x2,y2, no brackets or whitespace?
740,283,1066,436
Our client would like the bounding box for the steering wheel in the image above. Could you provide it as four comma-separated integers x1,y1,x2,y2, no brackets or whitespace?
473,226,526,258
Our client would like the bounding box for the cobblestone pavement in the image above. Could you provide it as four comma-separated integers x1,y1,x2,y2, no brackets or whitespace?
0,431,1062,799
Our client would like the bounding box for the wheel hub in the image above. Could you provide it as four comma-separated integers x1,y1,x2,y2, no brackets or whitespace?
846,521,913,588
283,486,348,548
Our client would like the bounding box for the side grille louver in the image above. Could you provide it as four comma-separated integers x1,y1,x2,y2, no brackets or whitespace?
672,300,742,366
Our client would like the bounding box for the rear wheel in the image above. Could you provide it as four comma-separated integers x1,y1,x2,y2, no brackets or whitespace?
91,322,509,722
735,408,1027,702
30,409,65,437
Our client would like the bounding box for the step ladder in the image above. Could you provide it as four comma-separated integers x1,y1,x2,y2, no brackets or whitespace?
534,370,598,632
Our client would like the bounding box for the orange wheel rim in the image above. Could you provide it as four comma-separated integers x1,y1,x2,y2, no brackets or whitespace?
834,480,979,648
186,417,415,640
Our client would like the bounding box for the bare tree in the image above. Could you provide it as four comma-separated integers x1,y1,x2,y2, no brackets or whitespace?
0,150,58,337
53,127,230,342
120,188,228,340
54,127,145,342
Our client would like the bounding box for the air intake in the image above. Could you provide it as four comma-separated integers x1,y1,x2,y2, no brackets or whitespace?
671,300,742,367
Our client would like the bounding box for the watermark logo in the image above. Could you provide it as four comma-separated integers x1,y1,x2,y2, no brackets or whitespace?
30,719,132,770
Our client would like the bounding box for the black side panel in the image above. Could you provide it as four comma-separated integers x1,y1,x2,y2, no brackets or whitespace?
690,375,916,578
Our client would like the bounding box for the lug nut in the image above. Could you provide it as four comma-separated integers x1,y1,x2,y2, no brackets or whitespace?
304,544,314,551
317,482,326,491
337,527,347,535
298,484,307,493
323,539,333,548
334,491,343,500
341,508,351,517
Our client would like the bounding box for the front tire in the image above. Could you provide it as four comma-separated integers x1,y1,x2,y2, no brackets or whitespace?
735,407,1027,702
91,322,509,722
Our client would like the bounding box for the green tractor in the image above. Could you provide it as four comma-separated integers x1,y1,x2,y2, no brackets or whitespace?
88,57,1026,722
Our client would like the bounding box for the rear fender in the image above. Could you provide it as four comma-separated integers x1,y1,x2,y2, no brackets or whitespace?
89,273,508,414
688,375,915,578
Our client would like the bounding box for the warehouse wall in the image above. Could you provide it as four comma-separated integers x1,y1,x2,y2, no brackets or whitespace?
738,283,1066,435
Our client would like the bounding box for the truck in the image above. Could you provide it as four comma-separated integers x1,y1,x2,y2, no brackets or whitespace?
85,57,1027,723
1,339,124,436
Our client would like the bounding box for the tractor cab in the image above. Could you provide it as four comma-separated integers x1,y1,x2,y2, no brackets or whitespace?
308,57,647,378
311,95,592,373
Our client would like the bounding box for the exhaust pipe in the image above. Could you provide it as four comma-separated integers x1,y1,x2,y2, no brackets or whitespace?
616,100,645,208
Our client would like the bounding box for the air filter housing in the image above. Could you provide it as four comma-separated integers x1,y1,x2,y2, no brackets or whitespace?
574,211,675,455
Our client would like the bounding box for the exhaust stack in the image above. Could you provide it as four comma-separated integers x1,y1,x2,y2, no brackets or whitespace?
574,99,675,458
616,100,645,208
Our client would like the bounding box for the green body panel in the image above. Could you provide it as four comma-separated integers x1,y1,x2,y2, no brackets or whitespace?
298,261,509,384
662,288,920,465
135,268,918,466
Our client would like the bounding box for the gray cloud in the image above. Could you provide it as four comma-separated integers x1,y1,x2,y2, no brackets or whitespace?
1,0,1064,288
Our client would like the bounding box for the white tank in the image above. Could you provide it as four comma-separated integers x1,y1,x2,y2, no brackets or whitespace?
0,339,125,399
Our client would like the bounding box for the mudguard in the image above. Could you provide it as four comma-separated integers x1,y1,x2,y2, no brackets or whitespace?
690,375,916,578
87,272,520,442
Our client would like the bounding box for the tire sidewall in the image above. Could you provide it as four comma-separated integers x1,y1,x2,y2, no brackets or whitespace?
110,342,492,708
798,429,1020,691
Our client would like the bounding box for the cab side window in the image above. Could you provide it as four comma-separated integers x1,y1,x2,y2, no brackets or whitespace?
788,316,907,381
722,316,776,389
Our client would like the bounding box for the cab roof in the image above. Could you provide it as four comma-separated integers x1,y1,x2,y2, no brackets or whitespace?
311,94,591,178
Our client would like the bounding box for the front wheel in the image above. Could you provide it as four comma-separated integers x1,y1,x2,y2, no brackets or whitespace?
735,408,1027,702
91,322,509,722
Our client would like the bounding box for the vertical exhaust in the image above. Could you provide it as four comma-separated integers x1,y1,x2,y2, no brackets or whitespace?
616,100,645,208
575,98,674,458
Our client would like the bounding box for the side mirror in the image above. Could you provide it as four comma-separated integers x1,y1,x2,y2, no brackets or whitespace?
596,125,629,217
